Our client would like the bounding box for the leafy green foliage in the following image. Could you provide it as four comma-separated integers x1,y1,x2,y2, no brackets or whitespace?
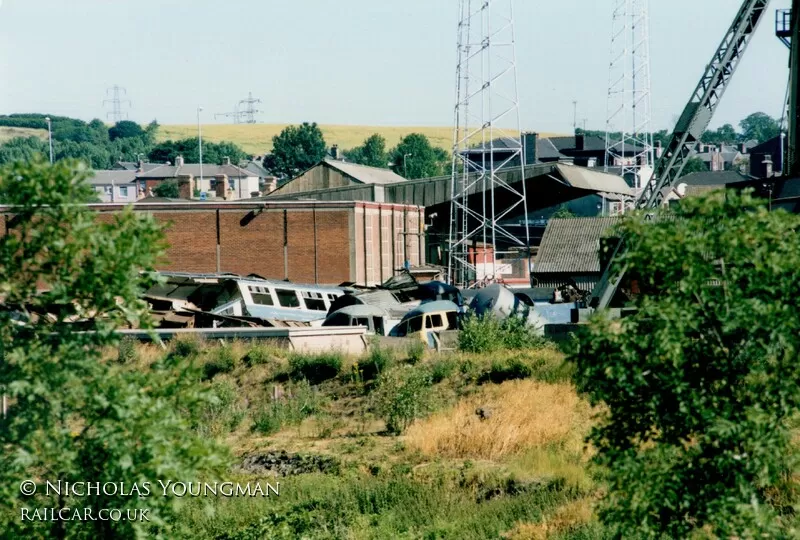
108,120,145,141
458,313,543,353
202,345,238,380
572,191,800,537
288,351,343,385
0,159,228,537
374,366,434,434
406,340,426,365
153,180,180,198
195,380,246,437
116,336,139,364
702,123,739,145
357,343,395,383
739,112,780,144
390,133,449,179
679,156,706,176
264,122,327,180
551,205,576,218
344,133,389,168
148,138,247,166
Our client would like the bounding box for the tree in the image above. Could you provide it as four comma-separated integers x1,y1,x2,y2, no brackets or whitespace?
702,123,739,145
153,180,180,198
390,133,449,179
108,120,145,141
0,137,49,166
0,159,228,537
265,122,327,179
679,156,706,177
55,140,113,169
739,112,780,144
345,134,389,168
572,191,800,537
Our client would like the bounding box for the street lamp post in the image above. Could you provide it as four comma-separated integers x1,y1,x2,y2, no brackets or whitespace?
197,106,204,198
45,117,54,164
403,153,412,178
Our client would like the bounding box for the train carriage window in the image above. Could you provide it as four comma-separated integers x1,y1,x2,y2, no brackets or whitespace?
353,317,370,328
301,291,326,311
426,314,443,329
275,289,300,308
408,316,423,333
248,285,274,306
323,313,349,326
446,311,459,330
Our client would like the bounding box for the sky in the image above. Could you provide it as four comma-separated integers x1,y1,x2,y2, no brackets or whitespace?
0,0,793,133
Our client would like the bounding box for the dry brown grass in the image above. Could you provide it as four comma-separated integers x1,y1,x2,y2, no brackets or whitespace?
159,123,564,155
405,379,593,461
0,126,48,143
502,497,596,539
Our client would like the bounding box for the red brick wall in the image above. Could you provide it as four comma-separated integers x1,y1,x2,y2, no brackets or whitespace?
1,202,422,286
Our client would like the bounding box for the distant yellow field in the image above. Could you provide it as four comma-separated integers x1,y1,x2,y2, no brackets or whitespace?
158,124,563,156
0,127,48,143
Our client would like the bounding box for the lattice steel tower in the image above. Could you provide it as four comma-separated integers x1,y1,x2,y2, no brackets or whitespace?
604,0,655,192
104,85,131,123
448,0,530,288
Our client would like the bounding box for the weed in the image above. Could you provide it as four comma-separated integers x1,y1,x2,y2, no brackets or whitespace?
358,344,394,382
406,340,426,365
171,335,202,358
459,313,546,354
289,351,343,385
202,345,237,381
373,366,434,434
196,380,246,437
430,357,458,384
242,344,276,368
251,380,325,435
480,357,533,385
116,337,138,364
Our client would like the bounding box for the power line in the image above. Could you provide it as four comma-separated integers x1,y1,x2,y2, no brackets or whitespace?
215,92,262,124
104,85,131,123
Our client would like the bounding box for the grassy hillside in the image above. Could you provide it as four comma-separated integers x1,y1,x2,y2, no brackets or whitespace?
118,336,604,539
0,126,48,143
159,124,564,156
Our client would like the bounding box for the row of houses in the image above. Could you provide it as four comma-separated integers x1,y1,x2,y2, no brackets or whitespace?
90,157,276,203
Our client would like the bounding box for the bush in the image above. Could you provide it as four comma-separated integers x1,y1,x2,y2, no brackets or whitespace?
172,335,202,358
479,357,532,385
430,357,457,384
406,341,426,365
116,337,138,364
374,367,434,434
252,380,323,435
458,313,544,354
202,345,237,380
242,344,275,368
358,344,395,383
289,351,343,385
572,192,800,537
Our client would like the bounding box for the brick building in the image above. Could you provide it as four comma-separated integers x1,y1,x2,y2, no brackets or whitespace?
0,201,425,287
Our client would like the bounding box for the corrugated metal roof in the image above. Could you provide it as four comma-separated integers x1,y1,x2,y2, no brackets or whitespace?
324,159,407,185
533,217,620,274
555,164,634,196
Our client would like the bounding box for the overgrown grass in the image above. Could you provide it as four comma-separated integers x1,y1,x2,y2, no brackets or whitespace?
251,380,325,435
202,344,238,380
288,351,343,385
459,313,546,354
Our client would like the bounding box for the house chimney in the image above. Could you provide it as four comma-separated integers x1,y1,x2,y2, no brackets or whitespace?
575,133,585,151
224,156,231,165
136,159,144,173
331,145,339,160
740,143,747,154
522,132,538,165
175,155,185,167
763,155,774,178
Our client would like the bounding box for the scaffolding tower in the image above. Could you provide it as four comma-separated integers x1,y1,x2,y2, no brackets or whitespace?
447,0,530,288
604,0,655,193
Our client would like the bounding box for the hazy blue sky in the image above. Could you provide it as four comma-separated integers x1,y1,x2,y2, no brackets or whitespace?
0,0,793,133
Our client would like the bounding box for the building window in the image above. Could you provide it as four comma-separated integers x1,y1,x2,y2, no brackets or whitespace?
228,178,236,190
104,186,112,195
119,186,129,198
275,289,300,308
